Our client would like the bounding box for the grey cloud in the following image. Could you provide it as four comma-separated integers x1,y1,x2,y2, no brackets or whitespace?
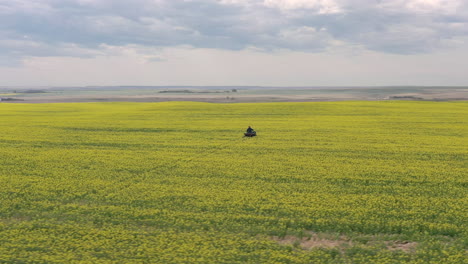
1,0,467,64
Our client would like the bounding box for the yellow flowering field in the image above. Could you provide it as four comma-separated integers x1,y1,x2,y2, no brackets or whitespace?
0,101,466,263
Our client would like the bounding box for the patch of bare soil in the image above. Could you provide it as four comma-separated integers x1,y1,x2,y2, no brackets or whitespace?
384,241,418,253
271,232,419,253
1,215,32,224
272,232,351,250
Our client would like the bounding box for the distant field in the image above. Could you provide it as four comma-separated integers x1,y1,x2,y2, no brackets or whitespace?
1,86,467,103
0,101,467,263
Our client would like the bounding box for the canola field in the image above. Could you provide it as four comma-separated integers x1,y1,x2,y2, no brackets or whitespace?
0,101,466,263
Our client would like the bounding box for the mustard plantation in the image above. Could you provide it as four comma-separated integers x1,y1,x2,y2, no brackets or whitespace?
0,101,466,263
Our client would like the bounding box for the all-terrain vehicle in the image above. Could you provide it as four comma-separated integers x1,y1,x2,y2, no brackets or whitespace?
244,131,256,137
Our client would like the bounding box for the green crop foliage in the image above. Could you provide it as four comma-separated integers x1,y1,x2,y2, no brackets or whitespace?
0,101,466,263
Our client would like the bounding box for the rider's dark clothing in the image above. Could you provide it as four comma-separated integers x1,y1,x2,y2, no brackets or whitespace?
246,127,254,133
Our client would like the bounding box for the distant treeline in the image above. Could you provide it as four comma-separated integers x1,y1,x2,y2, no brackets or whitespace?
159,89,237,93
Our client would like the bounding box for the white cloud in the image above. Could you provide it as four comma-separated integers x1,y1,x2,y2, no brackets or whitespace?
263,0,342,13
403,0,461,14
0,0,467,66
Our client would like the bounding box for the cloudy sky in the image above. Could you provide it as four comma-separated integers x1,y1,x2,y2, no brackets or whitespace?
1,0,467,86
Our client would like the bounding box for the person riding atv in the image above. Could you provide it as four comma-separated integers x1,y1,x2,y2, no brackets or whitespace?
244,126,256,137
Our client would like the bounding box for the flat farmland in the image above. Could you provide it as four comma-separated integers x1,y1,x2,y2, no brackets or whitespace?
0,101,466,263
